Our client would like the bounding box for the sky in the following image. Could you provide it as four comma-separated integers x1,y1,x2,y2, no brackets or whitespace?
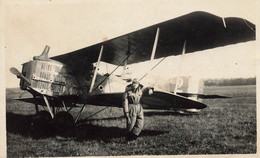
3,0,257,88
97,41,256,87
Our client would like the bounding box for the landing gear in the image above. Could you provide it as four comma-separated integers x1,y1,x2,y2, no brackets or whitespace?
32,111,75,136
31,95,77,134
54,111,74,129
30,111,52,137
36,111,52,123
32,111,52,126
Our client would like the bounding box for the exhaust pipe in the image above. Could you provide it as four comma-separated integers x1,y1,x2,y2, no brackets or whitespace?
33,45,50,61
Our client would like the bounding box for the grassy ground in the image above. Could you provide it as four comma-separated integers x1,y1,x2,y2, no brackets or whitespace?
6,85,256,156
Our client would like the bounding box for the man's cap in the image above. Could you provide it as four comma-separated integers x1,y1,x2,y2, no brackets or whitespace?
132,78,139,84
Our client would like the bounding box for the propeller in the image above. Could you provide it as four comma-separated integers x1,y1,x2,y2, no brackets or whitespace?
10,67,31,86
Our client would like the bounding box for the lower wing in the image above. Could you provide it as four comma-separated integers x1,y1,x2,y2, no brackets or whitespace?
176,92,230,99
79,90,207,110
15,90,207,110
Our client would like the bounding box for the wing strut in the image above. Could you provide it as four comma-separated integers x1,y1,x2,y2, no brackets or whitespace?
42,95,54,118
174,40,186,94
222,17,227,28
92,48,136,91
139,27,162,81
89,45,104,93
75,49,136,123
150,27,160,60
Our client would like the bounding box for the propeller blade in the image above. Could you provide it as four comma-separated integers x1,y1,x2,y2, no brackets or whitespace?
10,67,20,76
9,67,31,85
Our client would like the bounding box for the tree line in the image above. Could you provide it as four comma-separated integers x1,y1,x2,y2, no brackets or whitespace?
204,77,256,86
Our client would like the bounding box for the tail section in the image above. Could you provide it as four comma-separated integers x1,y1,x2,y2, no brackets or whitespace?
172,76,204,100
171,76,229,99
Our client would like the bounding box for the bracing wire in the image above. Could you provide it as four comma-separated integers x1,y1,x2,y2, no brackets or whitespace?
92,48,136,91
139,57,167,81
85,106,110,120
75,49,136,124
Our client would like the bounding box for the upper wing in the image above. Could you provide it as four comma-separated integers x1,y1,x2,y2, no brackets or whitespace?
51,11,255,73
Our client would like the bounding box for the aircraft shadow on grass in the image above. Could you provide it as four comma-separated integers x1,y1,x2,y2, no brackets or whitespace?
78,116,125,123
6,112,168,142
144,111,198,117
77,110,194,124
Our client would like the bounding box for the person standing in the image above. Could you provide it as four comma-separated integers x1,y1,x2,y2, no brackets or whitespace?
122,78,153,141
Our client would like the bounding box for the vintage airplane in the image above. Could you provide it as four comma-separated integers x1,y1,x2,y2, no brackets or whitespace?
10,11,255,128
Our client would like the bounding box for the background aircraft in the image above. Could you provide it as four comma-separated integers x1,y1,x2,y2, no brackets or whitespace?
10,11,255,128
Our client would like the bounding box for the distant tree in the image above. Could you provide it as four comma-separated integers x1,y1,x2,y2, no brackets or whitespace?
204,77,256,86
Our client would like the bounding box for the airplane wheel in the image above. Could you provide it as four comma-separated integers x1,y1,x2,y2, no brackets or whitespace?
54,111,74,132
37,111,52,123
31,111,52,136
32,111,52,125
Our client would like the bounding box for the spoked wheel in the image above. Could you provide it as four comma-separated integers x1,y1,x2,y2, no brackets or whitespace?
53,111,75,133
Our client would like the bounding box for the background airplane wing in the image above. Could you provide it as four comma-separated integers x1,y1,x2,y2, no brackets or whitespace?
51,11,255,73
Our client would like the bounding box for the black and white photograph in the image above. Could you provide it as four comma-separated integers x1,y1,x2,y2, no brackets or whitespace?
2,0,258,157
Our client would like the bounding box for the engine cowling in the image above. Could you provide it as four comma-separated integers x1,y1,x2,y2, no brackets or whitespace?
19,46,81,96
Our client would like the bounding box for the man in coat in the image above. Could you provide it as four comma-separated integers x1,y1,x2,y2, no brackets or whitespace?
122,78,153,141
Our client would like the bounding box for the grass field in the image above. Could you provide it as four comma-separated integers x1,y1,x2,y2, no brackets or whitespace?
6,85,256,156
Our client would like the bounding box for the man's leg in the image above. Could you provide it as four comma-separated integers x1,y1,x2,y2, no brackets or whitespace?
126,116,137,141
130,105,144,137
126,116,137,132
125,104,138,141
